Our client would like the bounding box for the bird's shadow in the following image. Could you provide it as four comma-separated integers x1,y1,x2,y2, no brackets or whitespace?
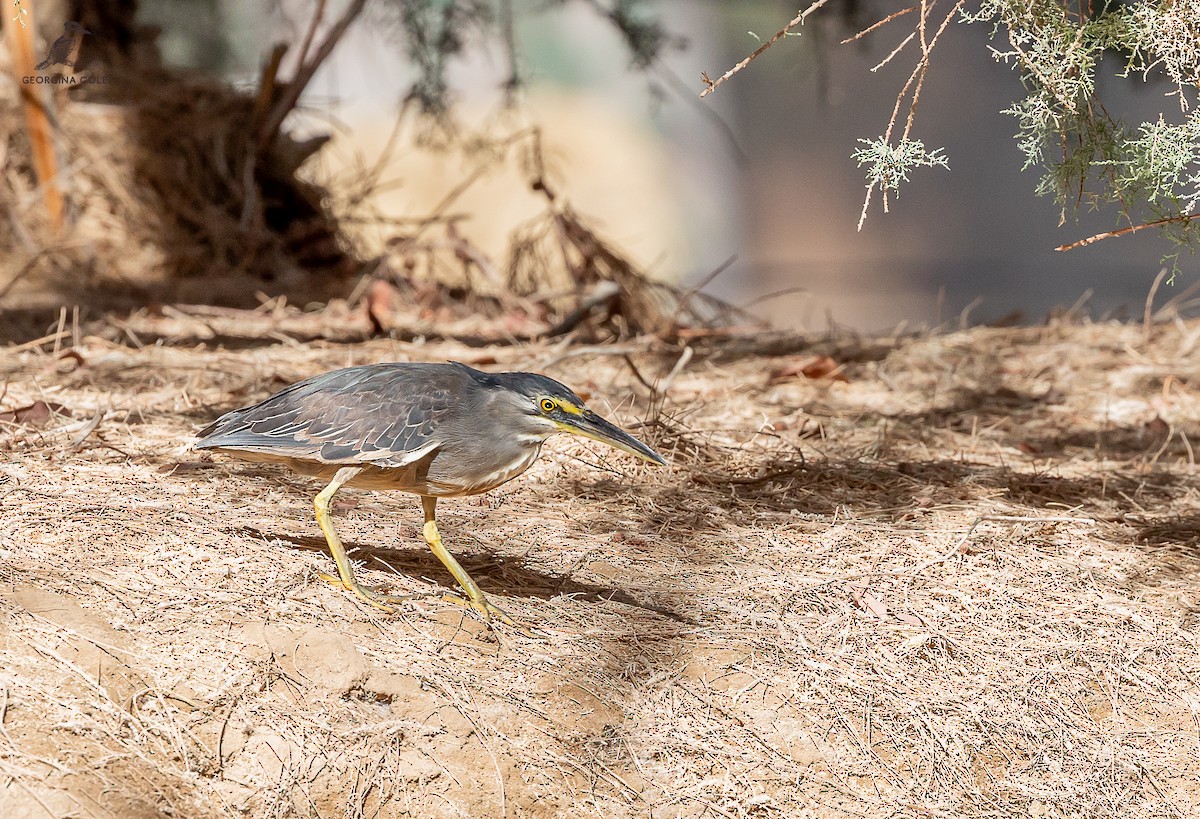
231,525,691,623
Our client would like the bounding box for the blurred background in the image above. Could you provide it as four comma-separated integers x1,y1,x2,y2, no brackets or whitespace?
7,0,1192,332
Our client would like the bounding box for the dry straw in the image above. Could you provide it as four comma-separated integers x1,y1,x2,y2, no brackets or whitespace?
1,309,1199,816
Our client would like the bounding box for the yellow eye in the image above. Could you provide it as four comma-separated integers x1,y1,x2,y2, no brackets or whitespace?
540,398,557,413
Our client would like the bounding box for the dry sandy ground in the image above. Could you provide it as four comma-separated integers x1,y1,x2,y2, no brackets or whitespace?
2,315,1200,818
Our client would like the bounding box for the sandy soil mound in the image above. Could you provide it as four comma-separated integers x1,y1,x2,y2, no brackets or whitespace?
1,315,1199,817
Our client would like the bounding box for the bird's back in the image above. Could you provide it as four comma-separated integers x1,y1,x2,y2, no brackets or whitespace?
196,363,478,468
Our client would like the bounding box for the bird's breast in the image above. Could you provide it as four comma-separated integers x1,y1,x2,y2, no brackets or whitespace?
426,440,544,496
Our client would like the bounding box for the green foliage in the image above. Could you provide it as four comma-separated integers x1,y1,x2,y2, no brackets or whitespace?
392,0,493,115
852,138,949,196
961,0,1200,255
1124,0,1200,95
846,0,1199,260
383,0,668,114
589,0,669,68
1116,112,1200,212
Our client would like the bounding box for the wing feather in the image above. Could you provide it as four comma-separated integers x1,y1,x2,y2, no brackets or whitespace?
195,363,465,467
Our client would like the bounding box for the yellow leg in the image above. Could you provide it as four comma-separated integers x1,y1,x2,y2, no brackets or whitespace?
421,496,515,626
314,467,412,612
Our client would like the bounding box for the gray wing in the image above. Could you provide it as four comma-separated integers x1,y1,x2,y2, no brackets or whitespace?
195,364,462,467
46,35,75,63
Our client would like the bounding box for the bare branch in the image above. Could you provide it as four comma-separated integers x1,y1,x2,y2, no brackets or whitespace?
294,0,327,71
1056,213,1200,251
700,0,834,99
841,6,918,45
858,0,964,227
257,0,368,153
870,31,915,73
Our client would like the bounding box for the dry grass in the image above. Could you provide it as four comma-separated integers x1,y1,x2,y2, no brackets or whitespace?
2,314,1200,817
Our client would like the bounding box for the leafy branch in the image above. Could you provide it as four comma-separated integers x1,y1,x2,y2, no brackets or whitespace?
700,0,1200,262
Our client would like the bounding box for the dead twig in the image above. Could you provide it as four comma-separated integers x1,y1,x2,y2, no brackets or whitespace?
841,5,919,44
257,0,367,153
534,343,651,371
1056,213,1200,252
656,346,693,397
0,247,80,302
699,0,834,99
1144,267,1169,334
294,0,328,73
544,281,621,338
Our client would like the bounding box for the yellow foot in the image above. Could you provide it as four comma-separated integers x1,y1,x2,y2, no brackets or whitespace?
316,571,422,614
436,593,539,637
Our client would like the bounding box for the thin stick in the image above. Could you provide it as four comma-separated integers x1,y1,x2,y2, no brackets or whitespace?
857,0,962,229
669,255,737,326
4,330,70,355
1056,213,1200,251
0,247,78,302
294,0,327,72
655,62,747,163
406,127,539,245
870,31,915,72
535,343,650,371
51,307,67,358
499,0,519,97
1143,267,1169,334
1152,278,1200,321
656,346,693,397
6,2,62,232
902,0,962,144
700,0,834,99
842,6,918,44
257,0,367,152
623,354,656,392
250,43,289,134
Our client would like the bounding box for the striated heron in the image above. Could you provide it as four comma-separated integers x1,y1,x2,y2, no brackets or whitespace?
195,362,665,622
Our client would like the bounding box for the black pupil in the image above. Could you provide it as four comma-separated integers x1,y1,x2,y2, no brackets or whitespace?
543,400,554,411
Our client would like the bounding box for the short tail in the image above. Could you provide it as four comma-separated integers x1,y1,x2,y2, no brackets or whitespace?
35,58,50,70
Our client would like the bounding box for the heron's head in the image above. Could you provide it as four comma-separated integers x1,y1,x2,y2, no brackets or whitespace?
478,368,667,466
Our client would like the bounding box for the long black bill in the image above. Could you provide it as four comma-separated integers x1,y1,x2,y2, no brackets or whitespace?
567,412,667,466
